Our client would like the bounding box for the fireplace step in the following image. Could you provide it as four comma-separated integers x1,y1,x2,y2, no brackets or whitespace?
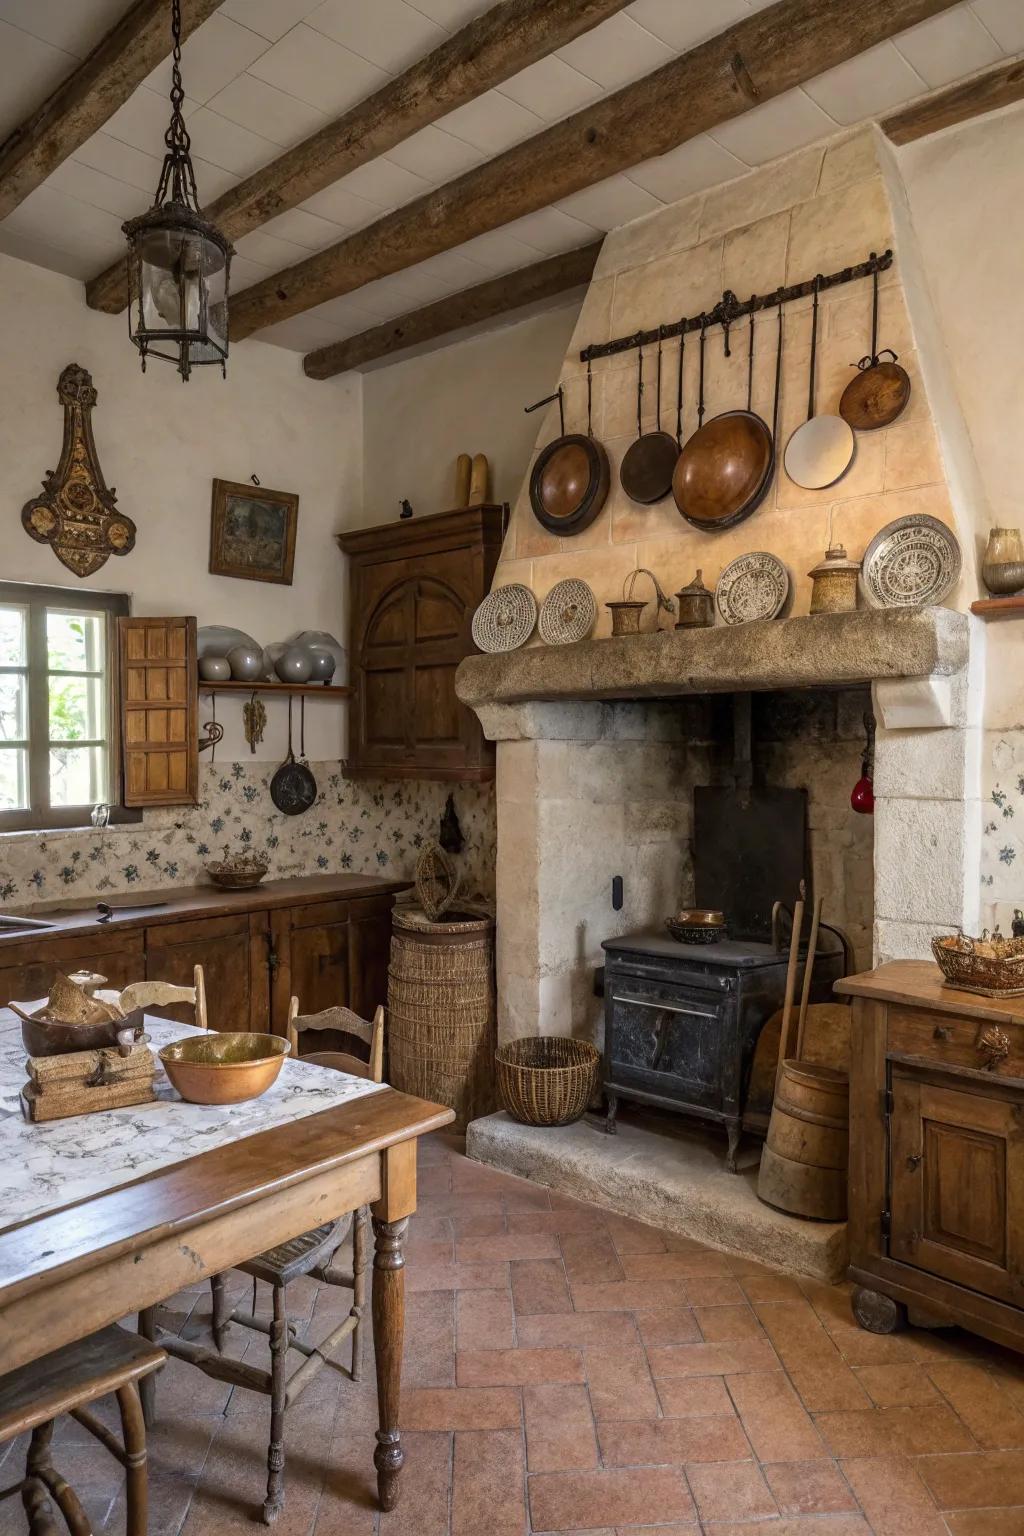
466,1109,847,1284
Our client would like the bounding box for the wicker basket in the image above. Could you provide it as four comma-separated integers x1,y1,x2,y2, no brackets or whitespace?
931,931,1024,997
387,905,494,1129
495,1036,600,1127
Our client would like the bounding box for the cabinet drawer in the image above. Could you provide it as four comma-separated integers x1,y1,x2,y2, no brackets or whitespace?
887,1004,1024,1081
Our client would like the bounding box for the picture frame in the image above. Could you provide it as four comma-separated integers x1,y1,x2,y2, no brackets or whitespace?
209,478,298,585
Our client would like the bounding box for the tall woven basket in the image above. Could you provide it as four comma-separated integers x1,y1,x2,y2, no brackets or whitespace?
387,905,495,1130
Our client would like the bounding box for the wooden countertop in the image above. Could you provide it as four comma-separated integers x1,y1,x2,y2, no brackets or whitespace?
836,959,1024,1025
0,873,411,947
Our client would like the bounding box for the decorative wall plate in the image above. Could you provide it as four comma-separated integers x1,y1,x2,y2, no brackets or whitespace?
860,515,961,608
715,552,789,625
471,583,537,653
538,578,597,645
22,364,136,578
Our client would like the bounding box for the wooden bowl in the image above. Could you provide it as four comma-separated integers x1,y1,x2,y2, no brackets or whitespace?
159,1032,290,1104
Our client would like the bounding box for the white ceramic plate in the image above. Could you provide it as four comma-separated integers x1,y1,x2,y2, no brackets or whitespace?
715,552,789,625
860,514,961,608
471,584,537,653
538,578,597,645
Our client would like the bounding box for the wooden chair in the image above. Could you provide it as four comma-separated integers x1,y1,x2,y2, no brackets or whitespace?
157,1000,384,1524
119,964,208,1030
128,965,207,1428
0,1326,165,1536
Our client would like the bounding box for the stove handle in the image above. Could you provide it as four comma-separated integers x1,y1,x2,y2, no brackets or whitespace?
613,993,719,1021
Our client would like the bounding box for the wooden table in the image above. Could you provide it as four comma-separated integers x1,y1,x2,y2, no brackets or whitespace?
0,1009,453,1511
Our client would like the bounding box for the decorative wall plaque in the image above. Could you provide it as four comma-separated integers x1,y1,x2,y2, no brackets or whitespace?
22,364,136,578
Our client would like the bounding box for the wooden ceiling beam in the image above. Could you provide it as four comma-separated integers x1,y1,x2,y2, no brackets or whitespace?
0,0,224,225
85,0,632,313
303,240,602,377
226,0,962,341
882,56,1024,144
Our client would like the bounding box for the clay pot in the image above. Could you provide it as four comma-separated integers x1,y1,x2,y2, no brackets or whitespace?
983,527,1024,596
227,643,263,681
275,645,313,683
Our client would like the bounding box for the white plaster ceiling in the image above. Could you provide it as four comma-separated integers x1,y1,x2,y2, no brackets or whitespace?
0,0,1016,359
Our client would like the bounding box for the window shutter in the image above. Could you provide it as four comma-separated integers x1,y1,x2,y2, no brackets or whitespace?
118,616,198,807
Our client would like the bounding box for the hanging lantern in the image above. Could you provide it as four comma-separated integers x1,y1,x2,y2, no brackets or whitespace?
122,0,232,381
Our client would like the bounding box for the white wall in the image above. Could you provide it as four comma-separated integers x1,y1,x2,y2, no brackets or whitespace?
360,302,581,525
0,253,361,761
896,102,1024,531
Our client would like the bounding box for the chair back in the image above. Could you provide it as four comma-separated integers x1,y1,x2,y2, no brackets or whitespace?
119,965,208,1030
287,1000,384,1083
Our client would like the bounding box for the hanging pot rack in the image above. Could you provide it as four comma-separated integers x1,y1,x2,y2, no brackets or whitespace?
579,248,893,363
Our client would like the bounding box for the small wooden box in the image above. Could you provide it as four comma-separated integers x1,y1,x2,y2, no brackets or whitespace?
21,1044,156,1123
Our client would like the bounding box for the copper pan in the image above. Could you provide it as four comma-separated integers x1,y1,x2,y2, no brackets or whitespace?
673,304,778,533
528,377,609,537
619,331,679,504
839,260,911,431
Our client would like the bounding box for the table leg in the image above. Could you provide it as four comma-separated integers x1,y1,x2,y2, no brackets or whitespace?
372,1215,408,1512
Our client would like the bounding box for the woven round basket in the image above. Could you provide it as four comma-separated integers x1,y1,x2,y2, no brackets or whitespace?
495,1036,600,1127
387,905,494,1129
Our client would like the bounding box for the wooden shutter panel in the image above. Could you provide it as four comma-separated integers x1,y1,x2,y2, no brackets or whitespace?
118,616,198,807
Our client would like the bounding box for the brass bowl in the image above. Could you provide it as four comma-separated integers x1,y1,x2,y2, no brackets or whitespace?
159,1032,290,1105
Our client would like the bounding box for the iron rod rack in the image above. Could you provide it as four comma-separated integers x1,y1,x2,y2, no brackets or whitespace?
580,247,893,362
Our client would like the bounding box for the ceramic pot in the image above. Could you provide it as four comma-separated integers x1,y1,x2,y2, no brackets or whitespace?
227,643,264,682
199,655,231,681
308,648,336,682
983,527,1024,596
275,645,313,683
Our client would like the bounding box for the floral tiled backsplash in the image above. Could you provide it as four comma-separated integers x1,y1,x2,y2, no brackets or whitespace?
0,762,496,908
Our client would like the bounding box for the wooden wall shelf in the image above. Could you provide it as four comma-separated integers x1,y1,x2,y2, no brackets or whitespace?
970,595,1024,618
198,680,353,697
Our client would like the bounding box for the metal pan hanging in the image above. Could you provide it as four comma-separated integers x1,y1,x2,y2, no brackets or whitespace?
784,274,855,490
619,329,680,504
839,259,911,430
672,303,777,532
270,696,317,816
527,365,609,536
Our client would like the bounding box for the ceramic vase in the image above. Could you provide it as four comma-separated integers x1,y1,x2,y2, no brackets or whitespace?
983,527,1024,596
275,645,313,683
227,644,263,681
199,655,231,681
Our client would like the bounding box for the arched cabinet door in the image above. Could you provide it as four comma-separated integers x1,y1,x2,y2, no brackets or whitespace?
338,506,504,781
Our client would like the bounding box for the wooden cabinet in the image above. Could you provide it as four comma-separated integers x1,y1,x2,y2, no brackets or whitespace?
0,876,406,1037
118,616,198,807
338,505,504,782
840,960,1024,1351
145,912,264,1031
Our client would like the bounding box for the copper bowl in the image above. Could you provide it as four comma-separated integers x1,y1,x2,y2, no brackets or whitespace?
159,1032,290,1104
666,909,728,945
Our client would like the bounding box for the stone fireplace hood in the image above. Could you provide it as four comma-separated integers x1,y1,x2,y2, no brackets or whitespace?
456,608,968,718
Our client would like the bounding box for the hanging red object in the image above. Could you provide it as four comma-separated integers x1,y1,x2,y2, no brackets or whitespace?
851,709,875,814
851,771,874,815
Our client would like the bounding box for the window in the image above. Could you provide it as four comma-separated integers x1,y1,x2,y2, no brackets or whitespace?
0,582,133,831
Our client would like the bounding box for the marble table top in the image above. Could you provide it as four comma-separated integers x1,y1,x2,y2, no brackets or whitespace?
0,1012,384,1233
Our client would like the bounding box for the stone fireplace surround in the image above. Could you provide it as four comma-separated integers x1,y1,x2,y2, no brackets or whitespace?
457,605,980,1277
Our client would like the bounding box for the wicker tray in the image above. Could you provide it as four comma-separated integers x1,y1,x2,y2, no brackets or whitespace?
495,1036,599,1127
931,931,1024,997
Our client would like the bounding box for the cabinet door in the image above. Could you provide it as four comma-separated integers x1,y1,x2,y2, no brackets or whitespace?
0,932,145,1006
890,1067,1024,1307
145,913,266,1031
282,895,395,1049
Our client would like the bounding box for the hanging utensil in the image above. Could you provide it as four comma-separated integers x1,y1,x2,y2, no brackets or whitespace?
620,330,680,504
784,275,855,490
298,694,318,801
672,302,775,531
839,259,911,430
270,696,317,816
527,367,610,536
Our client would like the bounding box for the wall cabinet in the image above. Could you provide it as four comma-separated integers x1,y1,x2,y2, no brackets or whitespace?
0,876,405,1037
338,505,505,782
840,960,1024,1351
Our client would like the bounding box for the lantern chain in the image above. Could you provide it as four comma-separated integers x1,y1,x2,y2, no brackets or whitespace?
157,0,200,211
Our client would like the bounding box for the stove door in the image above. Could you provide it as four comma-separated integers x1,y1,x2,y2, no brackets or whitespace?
606,972,731,1113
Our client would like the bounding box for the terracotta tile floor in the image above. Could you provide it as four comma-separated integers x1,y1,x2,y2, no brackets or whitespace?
5,1131,1024,1534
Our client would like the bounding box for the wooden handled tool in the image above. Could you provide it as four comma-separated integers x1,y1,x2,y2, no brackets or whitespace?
775,890,805,1088
796,894,824,1061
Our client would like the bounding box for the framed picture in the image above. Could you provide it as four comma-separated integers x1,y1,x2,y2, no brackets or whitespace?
209,478,298,585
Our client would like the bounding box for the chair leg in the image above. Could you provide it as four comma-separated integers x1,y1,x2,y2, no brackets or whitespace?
22,1425,62,1536
116,1383,149,1536
352,1203,369,1383
211,1271,232,1353
264,1283,288,1525
138,1306,158,1426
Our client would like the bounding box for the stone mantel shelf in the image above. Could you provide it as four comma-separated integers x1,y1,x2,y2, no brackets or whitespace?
456,608,968,711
